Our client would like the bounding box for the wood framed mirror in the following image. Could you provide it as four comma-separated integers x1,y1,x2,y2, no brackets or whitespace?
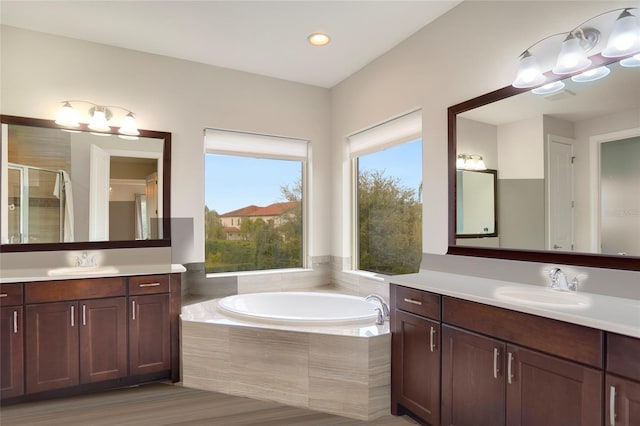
447,56,640,271
1,115,171,252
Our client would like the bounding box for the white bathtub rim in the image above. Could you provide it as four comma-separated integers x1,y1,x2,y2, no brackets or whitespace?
216,291,380,326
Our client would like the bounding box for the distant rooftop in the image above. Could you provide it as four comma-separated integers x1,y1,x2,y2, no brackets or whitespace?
221,201,298,217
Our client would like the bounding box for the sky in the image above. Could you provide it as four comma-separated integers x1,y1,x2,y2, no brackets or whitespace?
205,139,422,214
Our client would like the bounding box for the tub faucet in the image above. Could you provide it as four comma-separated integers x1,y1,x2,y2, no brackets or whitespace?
366,294,390,324
548,267,578,292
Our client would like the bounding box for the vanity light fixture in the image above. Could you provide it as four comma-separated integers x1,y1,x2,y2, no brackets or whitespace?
621,53,640,67
456,154,486,171
55,100,140,137
308,32,330,46
531,80,565,95
512,7,639,88
570,65,610,83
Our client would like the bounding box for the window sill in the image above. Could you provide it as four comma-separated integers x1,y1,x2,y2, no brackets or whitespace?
206,268,313,279
343,270,387,282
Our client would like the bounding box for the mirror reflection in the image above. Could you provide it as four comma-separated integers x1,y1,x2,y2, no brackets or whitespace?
456,169,497,239
456,61,640,256
2,122,164,245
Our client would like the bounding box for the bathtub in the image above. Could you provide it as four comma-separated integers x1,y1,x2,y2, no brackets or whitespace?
181,291,391,420
216,292,380,326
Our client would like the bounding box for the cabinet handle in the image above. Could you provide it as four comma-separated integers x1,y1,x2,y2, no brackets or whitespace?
610,385,616,426
82,304,87,326
132,300,136,320
429,326,436,352
507,352,514,384
70,305,75,327
493,347,499,379
13,310,18,333
0,293,8,298
403,298,422,305
139,282,161,287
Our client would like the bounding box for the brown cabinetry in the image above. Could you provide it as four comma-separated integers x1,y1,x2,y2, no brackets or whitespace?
391,285,441,425
391,284,607,426
1,273,180,404
606,333,640,426
1,285,24,398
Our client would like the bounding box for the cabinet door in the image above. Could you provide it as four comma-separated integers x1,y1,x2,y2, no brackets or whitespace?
129,293,170,376
0,306,24,398
607,375,640,426
79,297,127,383
26,302,79,393
442,325,506,426
506,345,602,426
392,309,440,425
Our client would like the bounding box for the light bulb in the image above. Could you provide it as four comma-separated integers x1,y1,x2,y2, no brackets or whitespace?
602,9,640,58
512,52,546,88
119,112,140,136
88,108,111,132
553,34,591,75
55,102,80,128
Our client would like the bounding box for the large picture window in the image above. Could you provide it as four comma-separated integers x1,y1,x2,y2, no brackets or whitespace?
349,111,422,275
204,129,308,274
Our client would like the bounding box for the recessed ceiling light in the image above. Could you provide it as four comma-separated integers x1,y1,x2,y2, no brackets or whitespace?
308,33,330,46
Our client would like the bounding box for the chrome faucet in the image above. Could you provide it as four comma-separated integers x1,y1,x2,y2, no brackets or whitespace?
366,294,390,324
548,267,578,292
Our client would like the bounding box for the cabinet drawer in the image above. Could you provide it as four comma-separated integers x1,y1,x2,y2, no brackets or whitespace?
0,283,23,306
128,275,170,295
607,332,640,382
442,296,603,368
392,285,440,320
25,277,126,304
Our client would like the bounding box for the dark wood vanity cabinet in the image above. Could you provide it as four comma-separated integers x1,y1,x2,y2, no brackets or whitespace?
1,273,180,404
0,284,24,398
606,333,640,426
391,285,441,425
391,284,606,426
128,275,171,376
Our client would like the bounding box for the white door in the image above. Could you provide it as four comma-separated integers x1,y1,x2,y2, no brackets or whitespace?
546,135,574,251
146,172,158,239
89,144,110,241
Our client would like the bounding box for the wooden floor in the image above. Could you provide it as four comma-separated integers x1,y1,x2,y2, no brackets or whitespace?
1,383,418,425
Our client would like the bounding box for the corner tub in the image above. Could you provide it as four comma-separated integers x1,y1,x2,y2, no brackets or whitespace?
181,292,390,420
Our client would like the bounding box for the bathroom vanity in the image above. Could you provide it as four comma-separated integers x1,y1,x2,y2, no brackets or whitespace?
389,276,640,426
0,272,181,404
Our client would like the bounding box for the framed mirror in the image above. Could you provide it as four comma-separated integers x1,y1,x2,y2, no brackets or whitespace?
456,169,497,240
1,115,171,252
448,57,640,271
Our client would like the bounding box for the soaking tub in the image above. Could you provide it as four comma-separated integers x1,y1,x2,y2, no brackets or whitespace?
216,291,380,326
181,291,391,420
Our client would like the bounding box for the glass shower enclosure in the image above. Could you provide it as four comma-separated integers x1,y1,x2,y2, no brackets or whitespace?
6,163,64,244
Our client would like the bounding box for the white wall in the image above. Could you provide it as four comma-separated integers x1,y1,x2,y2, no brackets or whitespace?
497,116,543,179
0,25,331,263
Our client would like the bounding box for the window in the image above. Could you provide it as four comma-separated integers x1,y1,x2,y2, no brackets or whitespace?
349,111,422,275
204,129,308,274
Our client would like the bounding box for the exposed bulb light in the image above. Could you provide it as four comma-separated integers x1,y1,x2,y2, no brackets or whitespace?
118,112,140,136
512,51,546,88
570,65,610,83
308,33,330,46
55,101,80,128
88,108,111,132
552,33,592,75
602,9,640,58
531,80,565,95
620,53,640,67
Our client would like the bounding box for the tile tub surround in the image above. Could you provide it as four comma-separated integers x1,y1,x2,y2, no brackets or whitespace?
181,299,391,420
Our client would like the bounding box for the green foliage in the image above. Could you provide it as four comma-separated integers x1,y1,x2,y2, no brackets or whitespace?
358,169,422,275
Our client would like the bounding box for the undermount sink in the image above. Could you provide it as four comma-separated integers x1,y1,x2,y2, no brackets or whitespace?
493,286,591,308
47,266,119,277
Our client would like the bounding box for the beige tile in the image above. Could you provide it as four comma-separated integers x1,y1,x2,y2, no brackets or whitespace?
181,321,230,392
308,375,370,421
309,334,369,384
228,327,310,406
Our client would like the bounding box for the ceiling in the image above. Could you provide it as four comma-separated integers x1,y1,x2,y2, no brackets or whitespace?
0,1,461,88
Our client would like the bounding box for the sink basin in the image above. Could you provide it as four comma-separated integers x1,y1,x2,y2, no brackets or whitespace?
47,266,119,277
494,286,590,308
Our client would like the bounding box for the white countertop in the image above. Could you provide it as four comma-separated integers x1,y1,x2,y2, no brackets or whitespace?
0,263,186,284
388,270,640,338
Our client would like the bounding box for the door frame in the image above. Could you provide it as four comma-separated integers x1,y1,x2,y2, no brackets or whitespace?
545,134,575,251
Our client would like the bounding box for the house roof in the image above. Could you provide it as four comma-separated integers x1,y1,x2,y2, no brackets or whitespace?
221,202,298,218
